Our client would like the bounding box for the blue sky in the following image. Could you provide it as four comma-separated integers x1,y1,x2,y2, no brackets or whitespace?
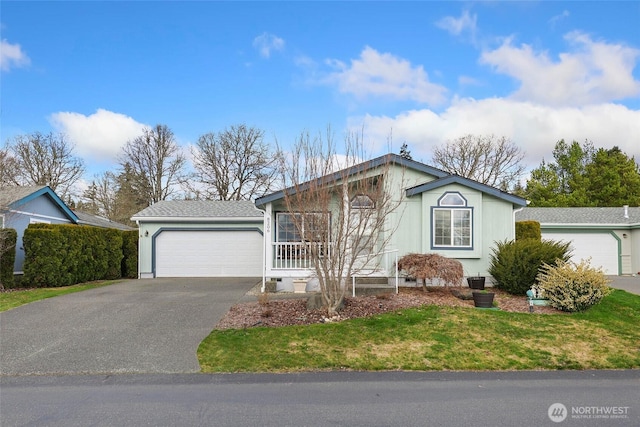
2,1,639,183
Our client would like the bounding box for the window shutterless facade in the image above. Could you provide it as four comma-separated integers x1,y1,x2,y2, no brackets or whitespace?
432,192,472,249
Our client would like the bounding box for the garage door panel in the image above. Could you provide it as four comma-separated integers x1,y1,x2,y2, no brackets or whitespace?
155,230,262,277
545,232,618,275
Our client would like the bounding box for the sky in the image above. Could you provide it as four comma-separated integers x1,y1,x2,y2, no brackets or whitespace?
1,1,639,186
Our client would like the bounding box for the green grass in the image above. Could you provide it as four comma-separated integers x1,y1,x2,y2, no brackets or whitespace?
198,290,640,373
0,281,120,312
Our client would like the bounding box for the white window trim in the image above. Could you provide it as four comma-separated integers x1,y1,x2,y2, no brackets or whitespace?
432,207,472,248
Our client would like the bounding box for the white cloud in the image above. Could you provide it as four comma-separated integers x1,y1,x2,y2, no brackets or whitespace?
1,39,30,71
253,32,285,58
436,10,477,38
480,32,640,106
349,98,640,170
49,109,147,164
549,10,570,27
324,46,447,106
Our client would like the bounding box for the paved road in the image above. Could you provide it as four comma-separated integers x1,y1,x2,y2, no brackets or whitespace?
0,278,258,376
1,370,638,426
609,275,640,295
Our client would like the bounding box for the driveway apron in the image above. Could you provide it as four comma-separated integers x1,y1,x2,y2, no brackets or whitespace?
0,278,258,376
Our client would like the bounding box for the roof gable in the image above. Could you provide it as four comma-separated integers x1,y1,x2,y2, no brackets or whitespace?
255,153,526,208
406,175,527,207
0,185,78,223
255,153,449,207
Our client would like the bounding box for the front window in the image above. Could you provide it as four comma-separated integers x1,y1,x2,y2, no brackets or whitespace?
276,213,328,243
432,192,472,248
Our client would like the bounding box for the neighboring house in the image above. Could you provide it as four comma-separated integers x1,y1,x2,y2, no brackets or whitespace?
131,200,264,278
255,154,527,291
74,210,136,231
516,206,640,276
0,185,78,274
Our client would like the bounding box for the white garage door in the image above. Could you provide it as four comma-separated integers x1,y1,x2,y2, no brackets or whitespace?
545,232,618,275
155,230,263,277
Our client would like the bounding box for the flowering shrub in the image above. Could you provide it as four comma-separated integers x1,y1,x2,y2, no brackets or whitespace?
536,259,612,312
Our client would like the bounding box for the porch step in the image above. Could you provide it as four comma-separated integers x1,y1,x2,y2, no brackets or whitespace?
350,283,396,297
353,277,389,285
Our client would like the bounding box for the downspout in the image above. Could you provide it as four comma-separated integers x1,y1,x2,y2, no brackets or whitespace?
513,206,526,238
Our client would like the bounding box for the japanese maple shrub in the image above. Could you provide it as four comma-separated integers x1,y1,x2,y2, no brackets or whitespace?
397,253,464,291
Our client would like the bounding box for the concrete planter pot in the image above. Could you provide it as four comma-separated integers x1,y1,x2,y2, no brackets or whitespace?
293,280,307,293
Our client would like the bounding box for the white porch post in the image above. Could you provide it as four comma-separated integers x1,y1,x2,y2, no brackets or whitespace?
261,203,273,292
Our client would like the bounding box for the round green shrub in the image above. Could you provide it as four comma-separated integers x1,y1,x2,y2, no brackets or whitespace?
536,259,611,312
488,238,571,295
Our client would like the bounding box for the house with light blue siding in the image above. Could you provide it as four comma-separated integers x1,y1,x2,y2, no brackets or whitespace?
0,185,78,274
256,154,527,292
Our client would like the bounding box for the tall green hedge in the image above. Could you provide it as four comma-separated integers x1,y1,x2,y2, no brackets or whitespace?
488,238,572,295
22,224,132,288
1,228,17,289
121,230,139,279
516,221,541,241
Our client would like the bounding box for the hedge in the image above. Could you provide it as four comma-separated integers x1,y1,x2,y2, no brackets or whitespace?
0,228,17,289
488,238,572,295
121,230,139,279
22,224,137,288
516,221,541,241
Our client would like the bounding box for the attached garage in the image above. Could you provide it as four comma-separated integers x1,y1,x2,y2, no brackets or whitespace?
544,232,619,275
132,200,264,278
516,207,640,276
155,229,262,277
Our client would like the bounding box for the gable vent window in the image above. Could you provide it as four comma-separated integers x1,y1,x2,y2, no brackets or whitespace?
432,192,472,248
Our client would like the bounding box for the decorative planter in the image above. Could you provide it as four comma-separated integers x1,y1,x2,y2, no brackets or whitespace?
467,276,486,290
472,291,495,308
293,280,307,293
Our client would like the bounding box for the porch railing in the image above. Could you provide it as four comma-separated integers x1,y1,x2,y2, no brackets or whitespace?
272,242,330,269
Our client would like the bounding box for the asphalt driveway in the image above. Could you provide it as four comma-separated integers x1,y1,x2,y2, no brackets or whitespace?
0,278,258,376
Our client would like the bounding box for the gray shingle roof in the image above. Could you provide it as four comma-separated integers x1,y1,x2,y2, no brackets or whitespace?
516,207,640,225
131,200,263,220
0,185,47,207
74,210,136,230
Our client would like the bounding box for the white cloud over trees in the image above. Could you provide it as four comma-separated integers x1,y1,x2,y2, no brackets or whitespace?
49,109,148,165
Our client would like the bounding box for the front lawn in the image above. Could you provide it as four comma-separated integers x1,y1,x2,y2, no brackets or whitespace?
0,280,120,312
198,290,640,372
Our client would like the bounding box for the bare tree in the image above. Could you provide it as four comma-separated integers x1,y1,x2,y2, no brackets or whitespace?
431,134,525,190
79,171,119,218
277,130,405,315
119,124,186,205
0,144,20,186
190,124,280,200
6,132,85,199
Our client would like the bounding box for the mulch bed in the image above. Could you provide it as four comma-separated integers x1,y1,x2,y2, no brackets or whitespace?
215,286,562,330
